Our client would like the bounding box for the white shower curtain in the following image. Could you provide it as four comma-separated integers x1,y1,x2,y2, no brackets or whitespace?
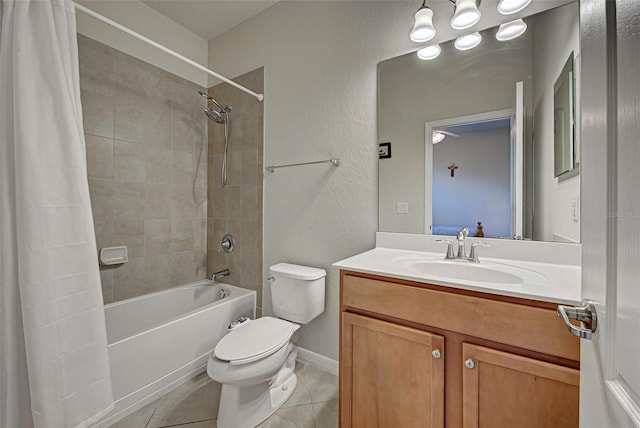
0,0,114,427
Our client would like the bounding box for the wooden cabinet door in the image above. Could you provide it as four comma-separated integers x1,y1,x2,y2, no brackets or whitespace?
462,343,579,428
341,312,445,428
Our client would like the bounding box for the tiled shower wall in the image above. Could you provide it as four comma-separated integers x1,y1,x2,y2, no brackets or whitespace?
207,69,264,313
78,35,208,303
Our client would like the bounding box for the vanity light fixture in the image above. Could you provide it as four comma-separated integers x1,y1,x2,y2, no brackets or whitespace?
450,0,482,30
410,1,436,43
497,0,531,15
496,19,527,41
454,32,482,50
417,44,441,60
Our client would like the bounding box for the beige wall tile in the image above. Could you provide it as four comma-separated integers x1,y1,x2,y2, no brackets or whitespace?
242,149,258,185
172,150,195,186
206,68,263,297
241,184,258,220
194,147,208,189
145,183,172,219
78,35,115,97
113,219,145,259
172,185,195,218
114,89,145,144
94,220,114,251
145,147,172,184
225,151,242,186
194,218,207,251
113,182,145,221
225,186,241,219
88,179,114,222
171,218,194,252
144,99,172,148
209,154,223,189
99,268,114,304
241,220,258,256
211,187,225,218
81,90,114,139
83,37,208,303
144,254,172,291
145,219,171,256
114,140,145,182
86,135,114,180
194,188,207,219
112,258,146,301
171,250,196,284
194,250,207,279
172,107,195,153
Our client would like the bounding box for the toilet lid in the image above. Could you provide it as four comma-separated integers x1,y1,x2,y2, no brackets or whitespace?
214,317,296,365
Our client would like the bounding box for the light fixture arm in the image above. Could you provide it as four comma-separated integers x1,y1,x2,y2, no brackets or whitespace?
449,0,482,6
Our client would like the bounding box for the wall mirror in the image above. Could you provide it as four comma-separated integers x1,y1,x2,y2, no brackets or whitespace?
378,1,580,243
554,52,578,178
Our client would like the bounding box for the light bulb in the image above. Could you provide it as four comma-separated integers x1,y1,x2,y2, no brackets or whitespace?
433,131,446,144
451,0,481,30
417,44,441,60
496,19,527,41
410,6,436,43
454,32,482,50
497,0,532,15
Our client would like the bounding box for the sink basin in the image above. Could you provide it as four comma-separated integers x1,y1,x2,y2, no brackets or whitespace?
403,260,524,285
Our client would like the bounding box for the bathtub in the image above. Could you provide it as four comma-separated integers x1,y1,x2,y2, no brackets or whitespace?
95,280,256,427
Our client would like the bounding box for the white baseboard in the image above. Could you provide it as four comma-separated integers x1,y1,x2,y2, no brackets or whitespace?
296,347,338,376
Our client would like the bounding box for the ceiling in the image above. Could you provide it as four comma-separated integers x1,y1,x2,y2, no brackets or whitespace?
141,0,279,40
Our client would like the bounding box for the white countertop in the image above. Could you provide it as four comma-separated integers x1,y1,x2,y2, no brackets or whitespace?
333,248,582,306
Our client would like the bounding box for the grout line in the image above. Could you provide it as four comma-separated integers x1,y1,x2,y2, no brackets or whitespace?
153,418,216,428
143,406,158,428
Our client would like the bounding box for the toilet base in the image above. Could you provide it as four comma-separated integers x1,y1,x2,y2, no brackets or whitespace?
216,347,298,428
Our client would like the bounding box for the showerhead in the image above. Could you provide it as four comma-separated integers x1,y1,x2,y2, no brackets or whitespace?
204,107,226,124
198,90,230,124
198,90,226,111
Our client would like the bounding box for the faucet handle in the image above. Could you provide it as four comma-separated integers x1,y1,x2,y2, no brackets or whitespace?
436,239,455,259
469,242,489,262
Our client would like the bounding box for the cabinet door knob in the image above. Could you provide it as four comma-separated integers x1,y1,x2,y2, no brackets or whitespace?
432,349,441,359
464,358,475,369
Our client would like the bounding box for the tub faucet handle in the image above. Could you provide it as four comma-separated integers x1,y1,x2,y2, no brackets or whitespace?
218,234,235,254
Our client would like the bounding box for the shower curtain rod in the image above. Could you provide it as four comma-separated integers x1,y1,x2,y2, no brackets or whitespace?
73,2,264,102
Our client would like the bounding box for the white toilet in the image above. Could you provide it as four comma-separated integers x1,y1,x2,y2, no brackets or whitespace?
207,263,326,428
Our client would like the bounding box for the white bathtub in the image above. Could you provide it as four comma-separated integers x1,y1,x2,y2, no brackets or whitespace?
96,280,256,427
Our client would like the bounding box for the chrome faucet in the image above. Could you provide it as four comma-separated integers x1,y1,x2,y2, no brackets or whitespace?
436,227,489,263
210,268,230,281
456,226,469,259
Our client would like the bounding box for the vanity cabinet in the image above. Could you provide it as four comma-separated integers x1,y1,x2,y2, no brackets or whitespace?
339,271,580,428
342,312,445,427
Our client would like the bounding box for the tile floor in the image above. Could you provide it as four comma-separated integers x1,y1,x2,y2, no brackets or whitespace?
110,361,338,428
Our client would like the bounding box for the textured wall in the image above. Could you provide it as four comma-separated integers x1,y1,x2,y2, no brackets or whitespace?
79,35,208,303
206,69,264,314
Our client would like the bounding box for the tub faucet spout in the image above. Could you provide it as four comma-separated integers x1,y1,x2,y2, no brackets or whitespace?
211,268,230,281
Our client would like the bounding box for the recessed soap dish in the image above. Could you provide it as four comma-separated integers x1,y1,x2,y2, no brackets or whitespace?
99,246,129,265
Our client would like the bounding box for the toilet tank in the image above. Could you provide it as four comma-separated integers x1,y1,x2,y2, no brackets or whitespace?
269,263,326,324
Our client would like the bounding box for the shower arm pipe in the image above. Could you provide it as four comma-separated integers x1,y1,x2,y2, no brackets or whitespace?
72,2,264,102
265,158,341,173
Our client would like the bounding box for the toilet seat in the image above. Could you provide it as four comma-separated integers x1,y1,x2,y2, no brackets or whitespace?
214,317,297,366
